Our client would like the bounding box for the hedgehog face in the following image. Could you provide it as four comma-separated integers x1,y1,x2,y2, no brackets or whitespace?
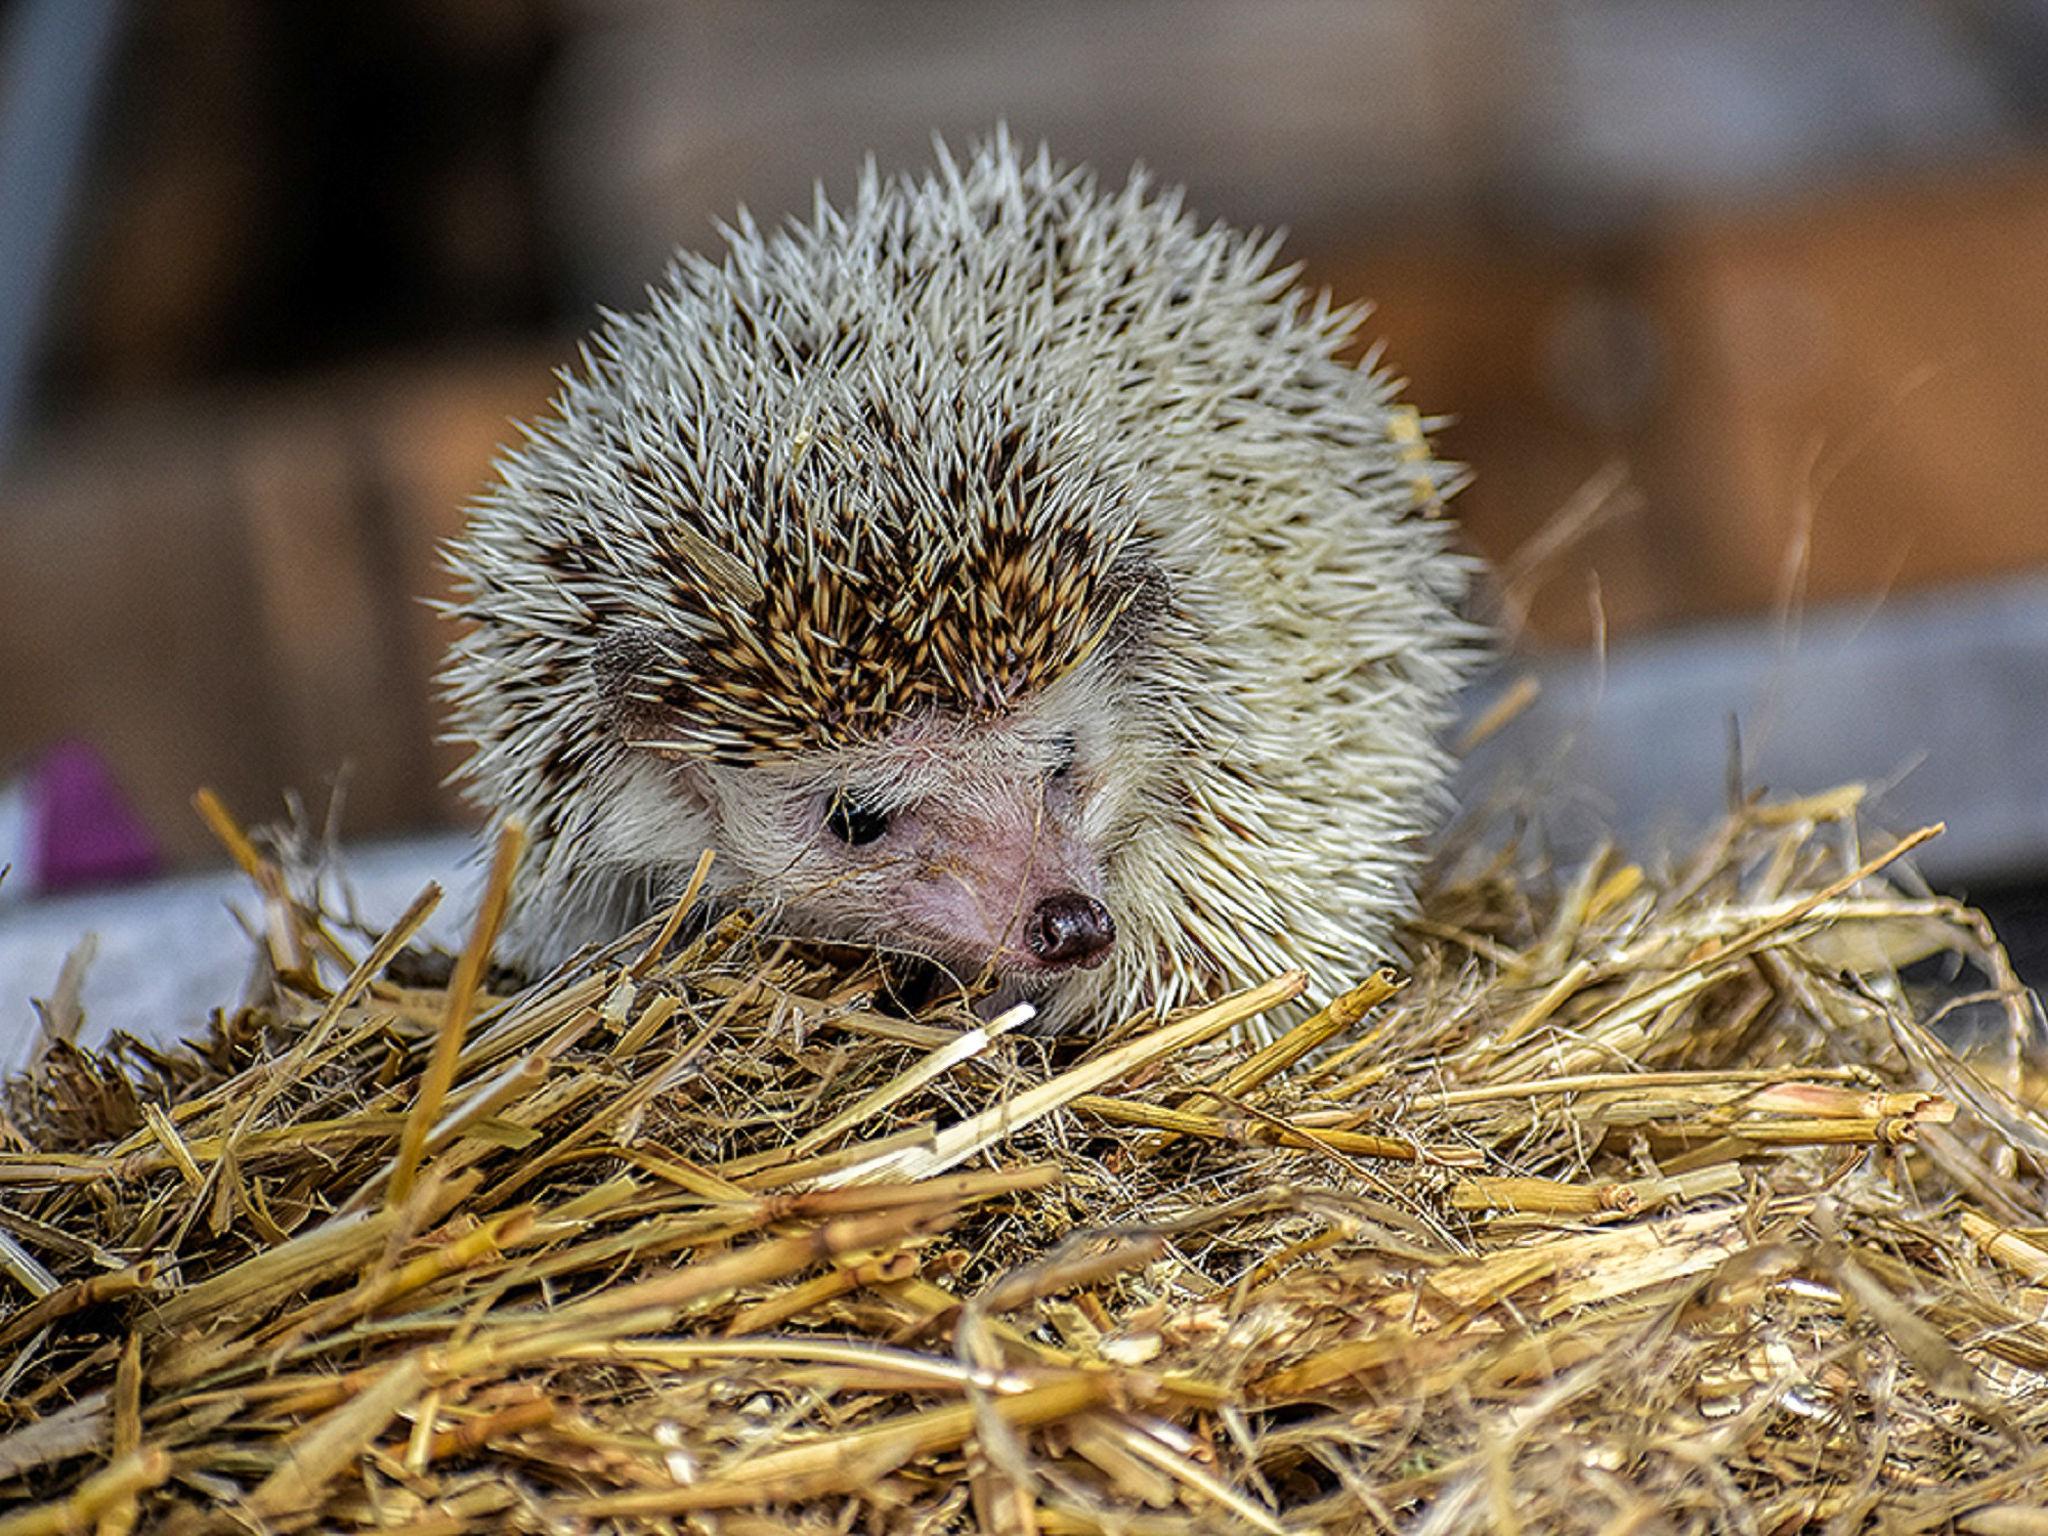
564,536,1166,1012
688,693,1130,999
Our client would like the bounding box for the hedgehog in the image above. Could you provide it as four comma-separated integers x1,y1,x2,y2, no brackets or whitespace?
441,133,1478,1033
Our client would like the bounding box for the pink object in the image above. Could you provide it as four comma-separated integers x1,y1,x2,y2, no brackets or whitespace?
28,741,161,893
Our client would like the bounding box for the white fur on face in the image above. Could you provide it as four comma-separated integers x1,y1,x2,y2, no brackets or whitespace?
602,678,1130,985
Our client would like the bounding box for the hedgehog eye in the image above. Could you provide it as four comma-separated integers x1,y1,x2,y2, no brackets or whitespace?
824,795,891,847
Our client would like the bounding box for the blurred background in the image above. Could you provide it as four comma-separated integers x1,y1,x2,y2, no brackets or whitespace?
3,0,2047,1041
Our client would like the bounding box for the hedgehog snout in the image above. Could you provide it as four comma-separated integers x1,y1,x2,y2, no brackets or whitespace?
1024,892,1116,970
855,787,1114,980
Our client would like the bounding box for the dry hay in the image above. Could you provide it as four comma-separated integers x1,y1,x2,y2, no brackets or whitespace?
2,783,2047,1534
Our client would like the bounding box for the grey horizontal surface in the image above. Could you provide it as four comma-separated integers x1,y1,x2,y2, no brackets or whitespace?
0,834,469,1075
1458,574,2048,885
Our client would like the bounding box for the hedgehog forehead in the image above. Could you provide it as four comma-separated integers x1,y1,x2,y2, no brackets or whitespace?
660,543,1129,762
629,399,1141,763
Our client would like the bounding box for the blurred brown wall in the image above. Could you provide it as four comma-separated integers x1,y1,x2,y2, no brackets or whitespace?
1338,161,2048,643
0,349,557,861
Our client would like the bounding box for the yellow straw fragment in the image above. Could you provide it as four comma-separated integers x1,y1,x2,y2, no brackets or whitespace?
389,819,527,1209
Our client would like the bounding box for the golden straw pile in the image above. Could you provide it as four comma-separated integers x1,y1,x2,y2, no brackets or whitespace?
3,783,2047,1533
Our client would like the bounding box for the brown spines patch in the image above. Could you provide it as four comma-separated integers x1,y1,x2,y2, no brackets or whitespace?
564,397,1155,761
613,478,1138,761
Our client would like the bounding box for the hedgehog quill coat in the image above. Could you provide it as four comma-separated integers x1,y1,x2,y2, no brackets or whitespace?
444,135,1476,1031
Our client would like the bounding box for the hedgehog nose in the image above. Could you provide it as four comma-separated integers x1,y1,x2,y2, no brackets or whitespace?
1026,891,1116,970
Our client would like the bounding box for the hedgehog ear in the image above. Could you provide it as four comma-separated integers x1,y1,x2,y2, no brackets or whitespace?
1097,553,1173,660
593,625,720,807
592,626,663,720
592,625,704,739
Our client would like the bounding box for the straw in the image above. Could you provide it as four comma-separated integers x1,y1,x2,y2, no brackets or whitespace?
0,784,2043,1532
